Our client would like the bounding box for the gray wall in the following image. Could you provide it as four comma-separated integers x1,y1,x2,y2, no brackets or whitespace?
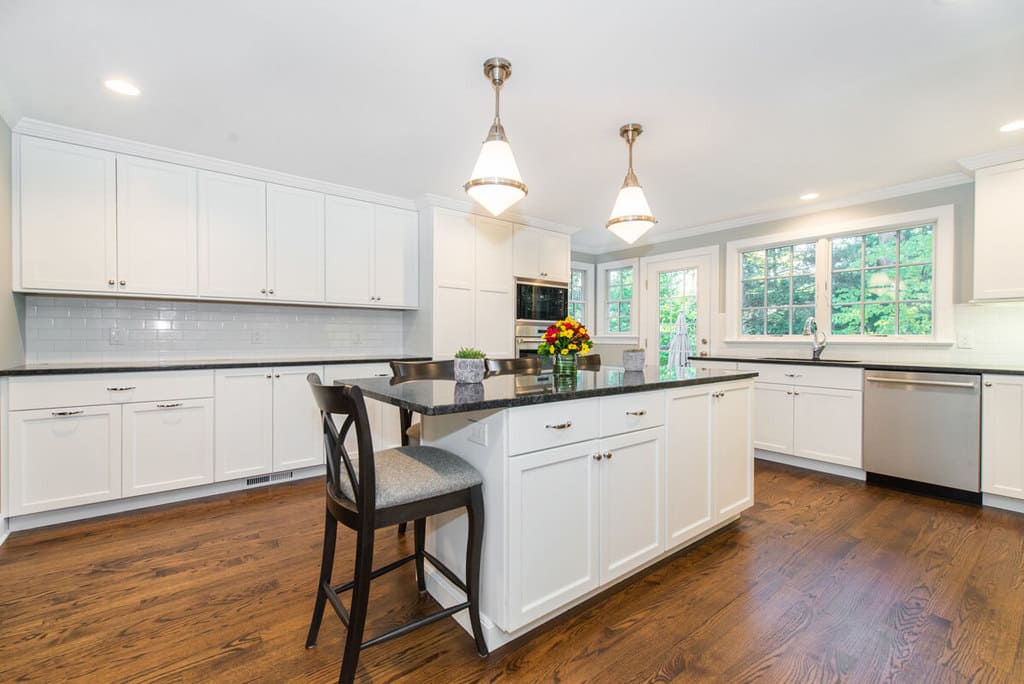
590,183,975,311
0,115,25,368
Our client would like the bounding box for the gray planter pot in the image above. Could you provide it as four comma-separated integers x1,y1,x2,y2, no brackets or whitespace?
453,358,486,383
622,349,646,372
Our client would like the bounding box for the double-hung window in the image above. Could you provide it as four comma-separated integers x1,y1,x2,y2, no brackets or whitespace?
740,242,817,335
597,258,639,337
568,264,595,326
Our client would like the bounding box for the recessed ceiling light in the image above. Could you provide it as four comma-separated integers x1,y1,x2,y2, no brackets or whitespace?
1000,120,1024,133
104,79,140,96
800,192,820,201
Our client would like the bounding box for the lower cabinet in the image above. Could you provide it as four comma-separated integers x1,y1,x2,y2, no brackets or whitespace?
751,381,862,468
8,405,122,515
713,383,754,519
982,374,1024,499
665,387,713,546
214,365,323,481
123,399,214,496
323,364,402,452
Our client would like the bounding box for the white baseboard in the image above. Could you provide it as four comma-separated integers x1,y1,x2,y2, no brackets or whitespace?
982,493,1024,515
755,450,866,481
6,465,325,535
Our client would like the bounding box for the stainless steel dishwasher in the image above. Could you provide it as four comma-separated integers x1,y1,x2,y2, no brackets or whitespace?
863,370,981,503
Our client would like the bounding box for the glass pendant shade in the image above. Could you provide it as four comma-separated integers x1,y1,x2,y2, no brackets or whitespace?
466,138,527,216
607,185,655,244
606,123,656,244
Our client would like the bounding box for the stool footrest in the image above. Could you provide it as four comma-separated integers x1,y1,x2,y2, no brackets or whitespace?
422,550,468,593
360,601,471,650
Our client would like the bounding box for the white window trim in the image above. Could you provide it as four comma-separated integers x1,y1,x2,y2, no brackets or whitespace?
596,257,640,341
569,261,596,329
724,205,955,345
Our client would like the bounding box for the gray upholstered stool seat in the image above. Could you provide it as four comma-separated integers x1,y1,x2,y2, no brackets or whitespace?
336,445,483,509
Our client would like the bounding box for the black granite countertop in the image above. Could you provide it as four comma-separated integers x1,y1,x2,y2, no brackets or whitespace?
691,355,1024,376
344,366,758,416
0,355,431,377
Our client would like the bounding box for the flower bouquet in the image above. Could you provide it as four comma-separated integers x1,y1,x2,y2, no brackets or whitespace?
537,316,592,375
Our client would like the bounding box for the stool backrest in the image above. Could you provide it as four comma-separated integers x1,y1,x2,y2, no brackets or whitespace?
307,373,376,513
578,354,602,370
389,359,455,383
485,357,540,375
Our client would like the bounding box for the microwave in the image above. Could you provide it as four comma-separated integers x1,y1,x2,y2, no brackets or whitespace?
516,280,568,323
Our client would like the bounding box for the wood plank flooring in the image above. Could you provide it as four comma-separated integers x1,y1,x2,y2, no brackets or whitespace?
2,461,1023,683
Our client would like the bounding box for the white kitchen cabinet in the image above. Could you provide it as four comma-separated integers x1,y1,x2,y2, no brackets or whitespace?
793,386,862,467
599,428,664,583
665,387,714,547
8,404,122,514
122,399,214,497
267,184,325,303
323,364,401,453
474,217,515,358
214,369,275,480
713,383,753,520
324,197,418,308
272,366,326,471
752,383,795,454
115,155,198,296
513,226,571,283
507,440,601,630
198,171,268,300
18,136,117,292
973,161,1024,301
982,374,1024,499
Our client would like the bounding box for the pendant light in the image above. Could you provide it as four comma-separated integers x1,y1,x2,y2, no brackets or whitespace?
464,57,528,216
606,123,657,244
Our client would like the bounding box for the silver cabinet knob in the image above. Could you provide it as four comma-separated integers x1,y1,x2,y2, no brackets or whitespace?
266,373,272,378
605,451,613,459
260,288,267,294
593,453,603,460
119,280,126,286
274,373,280,378
268,289,274,295
984,381,993,387
108,279,116,286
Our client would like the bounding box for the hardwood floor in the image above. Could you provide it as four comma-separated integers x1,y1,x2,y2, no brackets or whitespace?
2,461,1023,683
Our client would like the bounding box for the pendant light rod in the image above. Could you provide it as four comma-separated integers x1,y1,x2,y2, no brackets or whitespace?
620,123,643,187
485,57,511,142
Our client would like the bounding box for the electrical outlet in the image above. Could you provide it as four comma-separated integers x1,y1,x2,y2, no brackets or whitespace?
250,330,262,344
468,421,488,447
957,331,975,349
109,328,125,345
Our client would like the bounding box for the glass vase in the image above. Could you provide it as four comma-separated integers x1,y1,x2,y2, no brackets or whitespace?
553,352,578,377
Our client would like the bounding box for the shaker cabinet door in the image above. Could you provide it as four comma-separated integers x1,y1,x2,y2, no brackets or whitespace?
198,171,268,299
267,184,325,303
214,369,274,480
123,399,214,496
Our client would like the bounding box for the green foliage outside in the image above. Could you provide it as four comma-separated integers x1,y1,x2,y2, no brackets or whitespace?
607,267,633,333
657,267,698,368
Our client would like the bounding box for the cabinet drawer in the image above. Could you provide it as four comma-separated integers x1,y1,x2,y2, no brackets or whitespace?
509,399,600,456
324,362,393,382
599,391,665,437
8,370,214,411
736,363,862,390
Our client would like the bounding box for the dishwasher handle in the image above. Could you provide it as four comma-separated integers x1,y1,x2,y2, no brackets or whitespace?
865,376,977,389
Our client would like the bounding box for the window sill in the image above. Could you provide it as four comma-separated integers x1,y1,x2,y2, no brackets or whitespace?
723,337,955,348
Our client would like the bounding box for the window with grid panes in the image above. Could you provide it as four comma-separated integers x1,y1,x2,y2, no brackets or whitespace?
830,224,934,335
605,266,633,333
740,242,816,335
569,268,587,323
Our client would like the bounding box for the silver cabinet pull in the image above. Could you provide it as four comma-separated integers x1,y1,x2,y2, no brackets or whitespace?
266,373,272,378
119,280,126,286
260,288,267,294
108,279,115,286
268,289,274,295
865,376,977,389
107,386,136,392
984,381,993,387
786,390,793,395
274,373,280,378
793,391,800,396
625,409,647,416
156,402,182,409
605,451,613,459
593,453,603,460
545,421,572,430
374,373,390,377
783,373,802,378
51,410,84,417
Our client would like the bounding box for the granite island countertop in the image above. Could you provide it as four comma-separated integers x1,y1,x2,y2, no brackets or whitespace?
343,365,758,416
0,354,431,377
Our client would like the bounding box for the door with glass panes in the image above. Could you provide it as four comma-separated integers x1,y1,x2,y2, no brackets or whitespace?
642,256,711,370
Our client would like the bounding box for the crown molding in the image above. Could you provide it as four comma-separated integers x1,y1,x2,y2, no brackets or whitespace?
957,144,1024,172
417,193,581,235
570,171,973,255
12,118,417,210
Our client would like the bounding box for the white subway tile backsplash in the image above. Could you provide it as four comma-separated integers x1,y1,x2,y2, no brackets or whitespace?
24,295,406,363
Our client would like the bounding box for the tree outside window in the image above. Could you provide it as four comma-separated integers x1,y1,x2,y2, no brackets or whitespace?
606,267,633,333
569,268,587,324
740,242,816,335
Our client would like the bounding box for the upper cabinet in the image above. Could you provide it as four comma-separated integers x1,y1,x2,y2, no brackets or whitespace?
18,136,117,293
197,171,268,300
116,156,198,296
974,160,1024,301
513,226,571,283
14,133,418,309
324,197,418,308
267,184,325,303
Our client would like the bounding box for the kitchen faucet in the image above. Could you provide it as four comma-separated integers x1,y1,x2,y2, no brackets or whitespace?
802,317,827,360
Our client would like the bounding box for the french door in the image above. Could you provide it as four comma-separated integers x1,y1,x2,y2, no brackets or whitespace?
642,255,712,369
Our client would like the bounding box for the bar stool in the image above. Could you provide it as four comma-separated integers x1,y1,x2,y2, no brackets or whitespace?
578,353,602,370
305,374,488,684
485,357,541,375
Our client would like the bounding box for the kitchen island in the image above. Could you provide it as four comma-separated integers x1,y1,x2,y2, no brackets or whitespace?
350,365,757,648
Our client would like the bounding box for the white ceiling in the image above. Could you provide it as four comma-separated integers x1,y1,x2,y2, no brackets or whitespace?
1,1,1022,253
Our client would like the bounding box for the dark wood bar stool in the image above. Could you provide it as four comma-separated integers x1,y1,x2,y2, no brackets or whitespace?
485,357,541,375
305,374,487,684
578,353,602,370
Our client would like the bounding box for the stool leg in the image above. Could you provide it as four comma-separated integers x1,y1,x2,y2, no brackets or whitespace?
414,517,427,592
398,522,408,536
306,509,337,648
397,409,412,538
339,525,374,684
466,485,488,657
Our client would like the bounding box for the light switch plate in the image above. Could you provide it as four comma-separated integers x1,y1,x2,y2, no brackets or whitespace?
468,421,488,447
957,331,975,349
109,328,125,345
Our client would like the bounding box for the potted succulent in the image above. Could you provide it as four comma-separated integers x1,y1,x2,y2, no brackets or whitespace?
453,347,487,383
622,348,646,371
537,316,592,376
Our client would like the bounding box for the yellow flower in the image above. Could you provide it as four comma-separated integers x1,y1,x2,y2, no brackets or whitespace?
560,348,569,355
549,344,556,354
569,343,578,350
579,327,587,335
